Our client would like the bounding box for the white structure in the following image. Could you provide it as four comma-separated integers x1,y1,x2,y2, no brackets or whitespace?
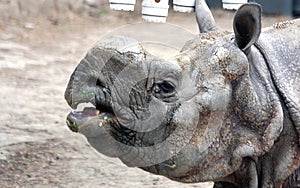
108,0,248,23
142,0,169,23
222,0,248,10
109,0,136,11
173,0,196,13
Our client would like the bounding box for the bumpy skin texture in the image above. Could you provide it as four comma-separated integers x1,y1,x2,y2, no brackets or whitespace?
64,4,300,188
253,20,300,188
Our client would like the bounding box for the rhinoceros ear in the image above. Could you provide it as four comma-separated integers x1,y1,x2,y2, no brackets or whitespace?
233,3,262,53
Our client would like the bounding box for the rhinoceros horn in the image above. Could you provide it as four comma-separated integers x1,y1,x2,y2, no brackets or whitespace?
195,0,217,33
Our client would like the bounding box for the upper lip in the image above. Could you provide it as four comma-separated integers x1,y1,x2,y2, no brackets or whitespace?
64,75,113,109
65,77,117,132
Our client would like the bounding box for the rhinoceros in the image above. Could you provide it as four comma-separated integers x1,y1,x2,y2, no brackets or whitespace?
64,2,300,188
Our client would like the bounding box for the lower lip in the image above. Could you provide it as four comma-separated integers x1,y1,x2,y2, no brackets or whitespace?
66,110,115,131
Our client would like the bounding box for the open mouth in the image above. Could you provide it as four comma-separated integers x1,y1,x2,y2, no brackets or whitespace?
66,104,115,133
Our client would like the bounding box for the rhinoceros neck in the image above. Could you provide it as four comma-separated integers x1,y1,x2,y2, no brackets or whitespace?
222,45,286,186
231,45,284,156
250,21,300,184
255,22,300,144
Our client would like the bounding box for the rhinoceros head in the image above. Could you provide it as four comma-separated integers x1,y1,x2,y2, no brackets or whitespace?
65,4,278,183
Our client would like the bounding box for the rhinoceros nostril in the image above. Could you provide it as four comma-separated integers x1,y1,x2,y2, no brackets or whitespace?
96,79,106,88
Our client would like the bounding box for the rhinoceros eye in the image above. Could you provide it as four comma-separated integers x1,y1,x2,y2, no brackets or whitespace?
151,80,177,101
157,81,175,93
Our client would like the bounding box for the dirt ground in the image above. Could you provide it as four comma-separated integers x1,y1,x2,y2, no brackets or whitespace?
0,2,292,187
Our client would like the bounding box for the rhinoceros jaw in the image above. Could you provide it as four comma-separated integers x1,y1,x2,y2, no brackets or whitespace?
66,103,115,133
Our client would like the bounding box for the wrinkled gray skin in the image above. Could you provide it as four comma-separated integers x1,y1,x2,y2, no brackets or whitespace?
64,3,300,188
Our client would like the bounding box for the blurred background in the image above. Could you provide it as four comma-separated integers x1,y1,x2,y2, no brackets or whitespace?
0,0,299,27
